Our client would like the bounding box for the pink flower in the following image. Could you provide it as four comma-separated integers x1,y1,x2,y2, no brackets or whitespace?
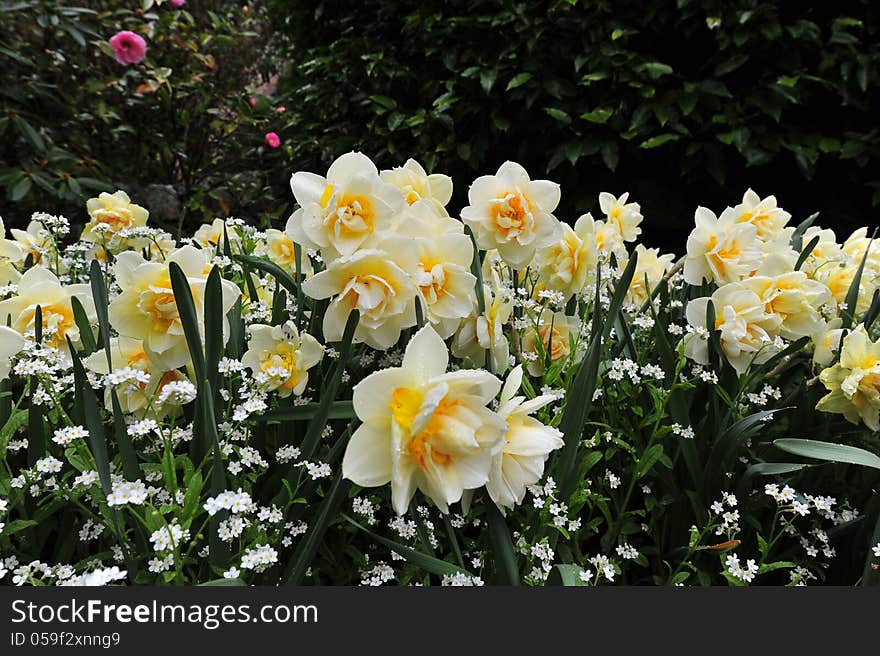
249,96,257,107
276,106,286,114
170,0,185,6
265,132,281,148
109,31,147,65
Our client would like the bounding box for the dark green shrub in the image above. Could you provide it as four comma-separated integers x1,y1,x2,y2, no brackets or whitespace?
269,0,879,248
0,0,288,233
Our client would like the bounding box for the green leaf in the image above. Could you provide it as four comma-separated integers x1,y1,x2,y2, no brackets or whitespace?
506,72,532,91
199,578,247,586
10,176,31,202
841,232,874,329
794,235,820,271
258,400,356,423
284,472,351,585
203,266,224,407
234,254,299,295
640,133,680,149
773,439,880,470
487,500,520,585
70,295,96,355
636,443,665,479
544,108,572,125
342,514,469,578
202,379,230,568
12,116,45,151
744,462,808,476
580,107,613,124
791,212,819,252
548,564,589,586
640,61,673,78
169,261,206,390
1,519,38,537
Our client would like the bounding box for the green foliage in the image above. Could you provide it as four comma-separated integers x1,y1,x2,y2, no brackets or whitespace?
0,0,285,232
269,0,879,246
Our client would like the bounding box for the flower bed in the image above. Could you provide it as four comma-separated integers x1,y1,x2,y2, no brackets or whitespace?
0,153,878,586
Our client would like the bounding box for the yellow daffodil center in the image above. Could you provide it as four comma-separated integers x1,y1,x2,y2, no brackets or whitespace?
390,387,423,432
138,272,179,333
490,192,534,239
92,208,133,231
24,303,75,348
321,184,376,238
390,388,458,469
261,346,301,389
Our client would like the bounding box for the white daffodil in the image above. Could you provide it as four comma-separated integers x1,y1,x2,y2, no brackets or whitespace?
0,217,23,284
723,189,792,242
192,218,242,251
816,324,880,430
684,282,781,374
812,318,844,369
684,206,764,285
286,151,405,257
452,268,513,372
573,212,628,266
256,229,313,278
301,237,419,350
241,321,323,396
520,309,581,377
83,336,190,418
343,325,507,514
625,244,675,307
461,161,561,268
0,265,95,352
532,216,599,301
599,192,643,243
82,190,149,244
10,220,54,268
380,158,453,212
487,365,563,510
108,245,240,370
394,202,477,338
0,325,24,380
746,255,833,339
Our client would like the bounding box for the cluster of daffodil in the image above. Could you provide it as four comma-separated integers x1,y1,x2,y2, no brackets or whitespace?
679,190,880,428
0,150,878,587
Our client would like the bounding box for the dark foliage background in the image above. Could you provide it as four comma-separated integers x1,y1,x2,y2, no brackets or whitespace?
2,0,878,249
271,0,880,250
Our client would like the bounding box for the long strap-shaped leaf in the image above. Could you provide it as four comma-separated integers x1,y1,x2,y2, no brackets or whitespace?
234,253,299,295
257,400,356,423
557,253,639,499
841,230,875,329
203,266,224,409
342,514,470,578
202,379,230,569
283,472,351,585
90,258,140,481
487,500,520,585
774,438,880,470
169,261,207,385
68,337,136,579
296,311,359,465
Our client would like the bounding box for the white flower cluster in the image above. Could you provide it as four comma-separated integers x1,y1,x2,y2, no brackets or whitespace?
240,544,278,572
204,489,256,516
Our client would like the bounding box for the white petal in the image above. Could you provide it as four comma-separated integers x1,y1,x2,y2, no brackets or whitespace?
342,424,392,487
401,325,448,380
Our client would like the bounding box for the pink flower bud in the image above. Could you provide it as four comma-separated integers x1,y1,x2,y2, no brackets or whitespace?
109,31,147,66
276,106,286,114
265,132,281,148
